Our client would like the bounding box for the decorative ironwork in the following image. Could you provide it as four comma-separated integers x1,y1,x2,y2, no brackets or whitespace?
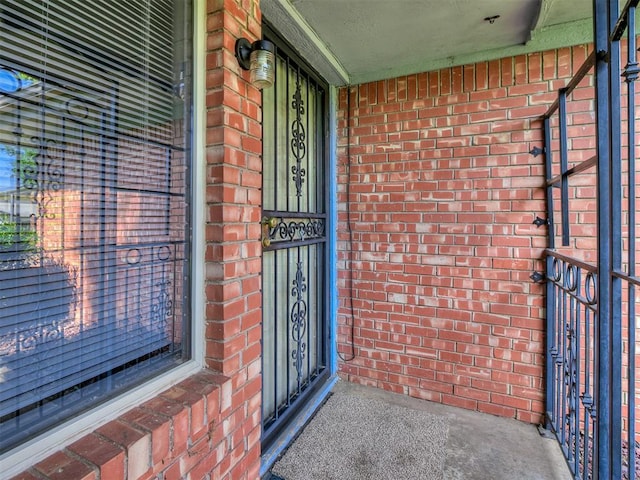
19,320,62,351
622,61,640,83
261,29,329,448
563,263,579,468
0,259,78,352
290,261,307,384
546,253,597,478
24,137,64,220
150,246,174,329
264,216,325,246
291,78,306,198
120,244,177,343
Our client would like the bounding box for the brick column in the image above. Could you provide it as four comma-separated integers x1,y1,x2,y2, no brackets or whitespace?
204,0,263,477
10,1,265,479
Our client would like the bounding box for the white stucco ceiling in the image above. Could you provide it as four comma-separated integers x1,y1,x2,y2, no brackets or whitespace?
262,0,594,85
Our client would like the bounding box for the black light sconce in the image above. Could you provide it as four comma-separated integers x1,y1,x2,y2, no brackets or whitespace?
235,38,275,89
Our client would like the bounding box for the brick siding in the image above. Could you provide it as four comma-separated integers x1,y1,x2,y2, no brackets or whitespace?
336,44,596,424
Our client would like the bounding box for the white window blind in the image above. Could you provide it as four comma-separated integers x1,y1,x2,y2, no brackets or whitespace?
0,0,192,452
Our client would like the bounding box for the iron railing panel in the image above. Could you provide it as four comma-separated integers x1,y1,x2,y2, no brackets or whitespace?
544,2,640,478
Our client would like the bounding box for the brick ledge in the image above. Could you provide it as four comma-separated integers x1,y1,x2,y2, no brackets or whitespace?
11,370,232,480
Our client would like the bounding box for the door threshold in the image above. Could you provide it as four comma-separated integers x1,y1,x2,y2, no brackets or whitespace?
263,474,286,480
260,374,338,477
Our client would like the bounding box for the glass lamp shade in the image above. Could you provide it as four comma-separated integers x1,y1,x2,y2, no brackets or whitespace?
249,48,274,89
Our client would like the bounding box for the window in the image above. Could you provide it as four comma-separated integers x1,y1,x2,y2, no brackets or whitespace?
0,0,193,452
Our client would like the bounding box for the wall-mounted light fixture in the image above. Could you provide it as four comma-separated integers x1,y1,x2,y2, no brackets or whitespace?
235,38,275,89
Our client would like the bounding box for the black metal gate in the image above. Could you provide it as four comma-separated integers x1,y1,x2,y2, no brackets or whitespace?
543,1,640,478
260,28,330,448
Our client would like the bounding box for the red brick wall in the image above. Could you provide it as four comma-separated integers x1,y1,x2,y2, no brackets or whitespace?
10,0,263,479
337,45,594,424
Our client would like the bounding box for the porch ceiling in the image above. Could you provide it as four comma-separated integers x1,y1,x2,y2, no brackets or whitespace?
262,0,593,85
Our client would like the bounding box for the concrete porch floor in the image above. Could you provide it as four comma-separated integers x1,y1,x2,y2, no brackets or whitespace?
269,380,571,480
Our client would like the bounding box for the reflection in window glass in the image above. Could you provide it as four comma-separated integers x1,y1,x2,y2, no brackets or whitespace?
0,0,193,452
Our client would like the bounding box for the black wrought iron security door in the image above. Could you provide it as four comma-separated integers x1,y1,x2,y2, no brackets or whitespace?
261,29,329,447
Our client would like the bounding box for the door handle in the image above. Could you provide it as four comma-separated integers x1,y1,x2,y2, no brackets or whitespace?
261,216,278,247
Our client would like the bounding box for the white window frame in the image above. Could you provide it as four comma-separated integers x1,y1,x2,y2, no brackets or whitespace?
1,0,206,476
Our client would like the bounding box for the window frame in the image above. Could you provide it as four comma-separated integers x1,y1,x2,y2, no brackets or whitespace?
0,0,206,475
